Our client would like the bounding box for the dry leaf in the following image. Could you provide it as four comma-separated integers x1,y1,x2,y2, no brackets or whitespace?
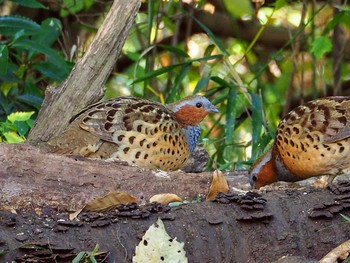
150,193,183,204
320,239,350,263
133,218,188,263
69,191,137,220
206,170,229,201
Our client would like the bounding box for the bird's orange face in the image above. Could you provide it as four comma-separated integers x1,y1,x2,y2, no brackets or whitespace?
249,150,278,189
173,104,210,126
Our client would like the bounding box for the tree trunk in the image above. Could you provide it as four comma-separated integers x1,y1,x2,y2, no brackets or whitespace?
1,143,350,262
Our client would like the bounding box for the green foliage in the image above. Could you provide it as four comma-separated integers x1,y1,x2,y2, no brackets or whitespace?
0,11,72,142
310,36,332,59
0,111,34,143
72,244,105,263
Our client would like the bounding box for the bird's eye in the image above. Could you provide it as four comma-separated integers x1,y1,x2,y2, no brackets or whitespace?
251,174,257,182
196,102,203,108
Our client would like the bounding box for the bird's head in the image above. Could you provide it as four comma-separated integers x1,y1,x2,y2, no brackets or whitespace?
249,149,278,189
167,95,219,126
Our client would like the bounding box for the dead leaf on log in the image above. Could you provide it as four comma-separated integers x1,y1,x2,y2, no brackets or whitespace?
206,170,229,201
149,194,183,205
320,239,350,263
70,191,137,220
133,218,187,263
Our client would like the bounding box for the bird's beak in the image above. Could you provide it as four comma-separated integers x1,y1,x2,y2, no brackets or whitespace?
207,105,220,113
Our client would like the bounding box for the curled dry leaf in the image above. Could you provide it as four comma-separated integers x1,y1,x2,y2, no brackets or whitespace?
206,170,229,201
70,191,137,220
320,239,350,263
150,193,183,205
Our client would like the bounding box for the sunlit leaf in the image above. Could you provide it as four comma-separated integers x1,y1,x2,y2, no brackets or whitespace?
310,36,332,59
3,131,25,143
7,111,34,123
223,0,254,18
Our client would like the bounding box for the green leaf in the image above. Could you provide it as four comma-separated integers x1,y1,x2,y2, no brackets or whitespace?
158,45,189,58
7,111,35,123
83,0,94,9
340,213,350,222
191,15,229,56
193,77,210,94
60,0,85,17
3,131,25,143
251,93,263,159
72,252,86,263
32,18,61,46
224,88,237,158
17,94,43,110
12,39,70,75
0,45,9,75
323,10,346,35
274,0,288,9
35,61,71,81
14,121,30,136
223,0,254,18
132,55,222,84
9,0,47,9
310,36,332,59
166,62,191,102
0,15,41,36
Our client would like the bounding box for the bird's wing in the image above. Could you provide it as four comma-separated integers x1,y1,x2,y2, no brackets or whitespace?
76,97,181,143
280,96,350,144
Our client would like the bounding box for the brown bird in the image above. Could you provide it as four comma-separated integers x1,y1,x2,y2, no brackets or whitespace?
47,95,219,171
249,97,350,189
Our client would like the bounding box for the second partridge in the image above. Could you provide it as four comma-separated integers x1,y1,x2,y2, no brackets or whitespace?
47,95,219,171
250,97,350,189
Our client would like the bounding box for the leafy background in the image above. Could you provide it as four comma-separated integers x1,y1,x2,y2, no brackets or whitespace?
0,0,349,170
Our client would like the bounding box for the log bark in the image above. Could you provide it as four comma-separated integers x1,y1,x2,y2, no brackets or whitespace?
27,0,141,146
1,143,350,263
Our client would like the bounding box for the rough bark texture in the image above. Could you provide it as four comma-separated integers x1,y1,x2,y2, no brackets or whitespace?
1,143,350,263
27,0,141,145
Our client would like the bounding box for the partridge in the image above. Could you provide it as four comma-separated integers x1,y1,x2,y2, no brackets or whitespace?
249,97,350,189
47,95,219,171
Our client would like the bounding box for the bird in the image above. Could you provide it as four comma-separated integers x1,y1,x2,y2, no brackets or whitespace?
47,95,219,171
249,96,350,189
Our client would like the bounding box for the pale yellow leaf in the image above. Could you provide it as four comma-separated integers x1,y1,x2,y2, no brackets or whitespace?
133,218,187,263
150,193,183,205
206,170,229,201
320,239,350,263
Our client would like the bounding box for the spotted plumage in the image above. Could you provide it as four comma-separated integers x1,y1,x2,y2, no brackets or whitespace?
249,97,350,189
47,95,219,171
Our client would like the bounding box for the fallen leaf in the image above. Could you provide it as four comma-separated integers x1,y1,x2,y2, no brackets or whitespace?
206,170,229,201
133,218,188,263
150,193,183,204
69,191,137,220
320,239,350,263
